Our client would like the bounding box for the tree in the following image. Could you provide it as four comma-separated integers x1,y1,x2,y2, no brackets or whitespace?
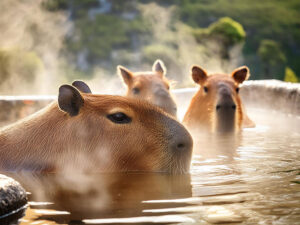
258,40,286,78
208,17,246,59
284,67,298,83
192,17,246,62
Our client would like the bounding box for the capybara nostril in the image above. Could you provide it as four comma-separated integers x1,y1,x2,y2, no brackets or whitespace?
170,134,193,155
177,143,185,150
165,113,193,155
216,103,236,111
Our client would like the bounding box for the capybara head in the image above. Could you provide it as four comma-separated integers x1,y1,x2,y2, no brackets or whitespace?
0,82,192,173
118,60,177,117
183,66,250,133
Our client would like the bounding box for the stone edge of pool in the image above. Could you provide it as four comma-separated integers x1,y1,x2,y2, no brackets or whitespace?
172,80,300,116
0,80,299,116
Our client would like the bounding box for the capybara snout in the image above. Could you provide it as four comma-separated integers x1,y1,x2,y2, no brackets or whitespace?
160,114,193,172
163,115,193,153
216,83,237,111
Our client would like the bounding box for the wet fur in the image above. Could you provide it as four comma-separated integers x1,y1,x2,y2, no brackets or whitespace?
0,94,192,173
184,67,255,133
118,60,177,117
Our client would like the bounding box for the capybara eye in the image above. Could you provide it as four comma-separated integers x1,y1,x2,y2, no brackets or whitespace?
236,87,240,93
107,112,132,124
132,87,140,95
204,86,208,93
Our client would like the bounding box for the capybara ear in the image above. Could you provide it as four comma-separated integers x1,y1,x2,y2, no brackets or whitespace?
118,66,133,86
191,65,208,85
232,66,250,84
152,59,166,77
72,80,92,94
58,85,84,116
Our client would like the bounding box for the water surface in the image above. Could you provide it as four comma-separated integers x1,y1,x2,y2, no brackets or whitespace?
2,108,300,225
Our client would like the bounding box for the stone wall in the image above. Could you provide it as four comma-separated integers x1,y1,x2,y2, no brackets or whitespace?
0,96,54,126
173,80,300,116
240,80,300,115
0,80,299,126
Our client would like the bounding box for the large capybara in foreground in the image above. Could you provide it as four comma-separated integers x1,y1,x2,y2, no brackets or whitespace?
183,65,255,134
0,81,192,173
118,59,177,117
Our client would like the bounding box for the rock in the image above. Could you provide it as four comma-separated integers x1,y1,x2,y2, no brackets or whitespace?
0,174,27,218
240,80,300,115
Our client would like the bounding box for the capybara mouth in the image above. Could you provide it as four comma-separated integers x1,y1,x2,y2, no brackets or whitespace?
162,147,193,174
215,101,236,133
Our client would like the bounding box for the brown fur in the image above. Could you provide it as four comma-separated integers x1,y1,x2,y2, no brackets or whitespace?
183,66,255,134
0,89,192,173
118,60,177,117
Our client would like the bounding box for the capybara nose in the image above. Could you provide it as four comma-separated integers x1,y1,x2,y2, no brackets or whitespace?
161,114,193,155
170,136,192,154
216,103,236,111
169,127,193,155
216,85,236,111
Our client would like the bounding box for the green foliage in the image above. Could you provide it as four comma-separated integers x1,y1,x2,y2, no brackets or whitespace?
42,0,99,11
257,40,286,78
191,17,245,59
208,17,245,46
177,0,300,78
191,17,245,46
0,48,43,85
142,44,177,66
258,40,286,65
65,4,150,68
42,0,68,11
0,50,10,81
41,0,300,80
69,14,130,61
284,67,298,83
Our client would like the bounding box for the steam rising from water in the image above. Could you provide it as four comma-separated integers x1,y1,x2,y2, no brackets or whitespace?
139,3,244,87
0,0,70,95
0,1,245,96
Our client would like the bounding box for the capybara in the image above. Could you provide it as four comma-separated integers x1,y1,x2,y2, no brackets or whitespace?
0,81,192,173
183,65,255,134
118,60,177,117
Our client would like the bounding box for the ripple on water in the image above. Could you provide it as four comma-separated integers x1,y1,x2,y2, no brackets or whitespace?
2,109,300,225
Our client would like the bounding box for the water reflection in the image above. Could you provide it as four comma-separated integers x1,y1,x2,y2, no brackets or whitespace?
4,172,192,224
192,132,241,161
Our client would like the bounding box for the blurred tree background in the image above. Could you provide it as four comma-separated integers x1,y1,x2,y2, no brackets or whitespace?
0,0,299,94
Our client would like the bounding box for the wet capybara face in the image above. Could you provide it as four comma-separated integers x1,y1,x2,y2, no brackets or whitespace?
118,60,177,117
74,93,192,173
0,83,192,173
56,83,192,173
183,66,250,133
